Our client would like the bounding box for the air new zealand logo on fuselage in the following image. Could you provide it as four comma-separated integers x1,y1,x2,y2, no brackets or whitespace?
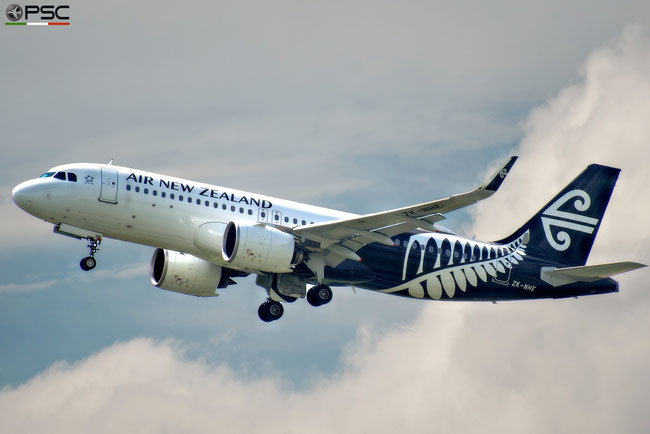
541,189,599,251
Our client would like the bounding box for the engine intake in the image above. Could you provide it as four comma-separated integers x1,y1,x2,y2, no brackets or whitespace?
150,248,231,297
222,221,302,272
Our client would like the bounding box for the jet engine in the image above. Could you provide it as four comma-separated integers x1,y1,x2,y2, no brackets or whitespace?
193,222,226,259
222,221,303,272
150,248,233,297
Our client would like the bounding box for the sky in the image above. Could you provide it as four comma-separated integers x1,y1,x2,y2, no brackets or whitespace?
1,1,650,433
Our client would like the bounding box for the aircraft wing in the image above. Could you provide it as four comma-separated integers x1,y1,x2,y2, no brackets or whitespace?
293,156,517,266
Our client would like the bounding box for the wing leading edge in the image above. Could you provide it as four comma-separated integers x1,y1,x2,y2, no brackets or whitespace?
294,156,518,267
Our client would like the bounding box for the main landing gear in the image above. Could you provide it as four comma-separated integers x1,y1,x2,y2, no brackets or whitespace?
307,284,333,307
80,237,101,271
258,299,284,322
256,284,333,322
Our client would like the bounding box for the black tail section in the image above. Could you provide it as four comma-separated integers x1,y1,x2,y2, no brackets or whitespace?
497,164,620,267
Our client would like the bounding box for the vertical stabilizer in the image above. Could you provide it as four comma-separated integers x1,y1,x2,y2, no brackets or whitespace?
497,164,620,267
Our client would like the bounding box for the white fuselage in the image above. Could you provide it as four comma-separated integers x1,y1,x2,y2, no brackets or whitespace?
12,163,355,269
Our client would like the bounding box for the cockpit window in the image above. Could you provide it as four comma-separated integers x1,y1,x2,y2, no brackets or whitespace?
53,172,66,180
67,173,78,182
40,172,55,178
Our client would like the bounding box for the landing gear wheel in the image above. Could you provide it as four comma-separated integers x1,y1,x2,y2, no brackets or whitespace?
258,304,272,322
80,256,96,271
80,237,101,272
307,284,333,307
258,300,284,322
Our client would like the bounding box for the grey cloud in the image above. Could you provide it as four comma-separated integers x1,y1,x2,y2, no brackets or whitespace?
4,1,650,246
0,263,148,293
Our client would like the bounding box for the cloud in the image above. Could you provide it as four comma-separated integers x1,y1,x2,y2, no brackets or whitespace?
1,298,648,434
5,1,650,248
0,263,148,293
471,25,650,262
2,25,650,434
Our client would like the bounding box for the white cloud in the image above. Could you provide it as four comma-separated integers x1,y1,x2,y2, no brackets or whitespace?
1,295,648,434
471,25,650,263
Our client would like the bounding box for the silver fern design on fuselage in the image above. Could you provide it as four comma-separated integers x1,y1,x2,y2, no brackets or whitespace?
380,230,529,299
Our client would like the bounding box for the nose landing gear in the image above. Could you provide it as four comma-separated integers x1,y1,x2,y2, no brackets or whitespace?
80,237,101,271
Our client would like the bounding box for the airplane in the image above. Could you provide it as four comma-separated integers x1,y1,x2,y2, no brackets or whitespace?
11,157,646,322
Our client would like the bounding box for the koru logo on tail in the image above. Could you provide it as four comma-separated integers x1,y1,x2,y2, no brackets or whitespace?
541,189,599,251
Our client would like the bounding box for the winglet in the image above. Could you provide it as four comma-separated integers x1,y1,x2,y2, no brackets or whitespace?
483,156,518,192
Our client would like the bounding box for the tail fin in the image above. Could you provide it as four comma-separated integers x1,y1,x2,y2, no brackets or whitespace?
497,164,620,267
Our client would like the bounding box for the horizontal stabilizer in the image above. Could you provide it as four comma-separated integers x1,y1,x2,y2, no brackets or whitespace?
541,261,646,287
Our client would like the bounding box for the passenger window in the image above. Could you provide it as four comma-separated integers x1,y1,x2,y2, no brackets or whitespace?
135,186,140,193
261,211,266,218
284,217,289,223
126,185,132,191
179,195,183,201
196,199,201,205
274,214,279,221
293,218,298,224
67,173,77,182
205,201,209,207
161,192,166,198
302,220,306,225
239,207,244,213
222,204,226,210
231,206,235,211
188,197,192,203
144,188,149,194
213,202,218,208
153,190,157,196
248,209,253,215
54,172,66,180
170,193,175,199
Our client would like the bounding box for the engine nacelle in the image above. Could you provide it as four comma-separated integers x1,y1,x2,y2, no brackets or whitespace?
222,221,302,272
150,248,229,297
193,222,226,259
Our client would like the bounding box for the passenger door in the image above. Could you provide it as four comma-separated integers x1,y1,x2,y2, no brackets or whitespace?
99,168,118,203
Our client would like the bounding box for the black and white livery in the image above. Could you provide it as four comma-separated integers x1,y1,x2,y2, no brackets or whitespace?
12,157,645,322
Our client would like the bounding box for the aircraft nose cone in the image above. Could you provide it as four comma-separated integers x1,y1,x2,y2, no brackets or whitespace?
12,182,34,211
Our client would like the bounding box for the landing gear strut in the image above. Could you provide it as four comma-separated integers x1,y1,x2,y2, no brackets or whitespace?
307,284,333,307
258,299,284,322
80,237,101,271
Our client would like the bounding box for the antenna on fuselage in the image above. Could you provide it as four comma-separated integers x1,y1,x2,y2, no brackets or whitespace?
107,159,114,165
